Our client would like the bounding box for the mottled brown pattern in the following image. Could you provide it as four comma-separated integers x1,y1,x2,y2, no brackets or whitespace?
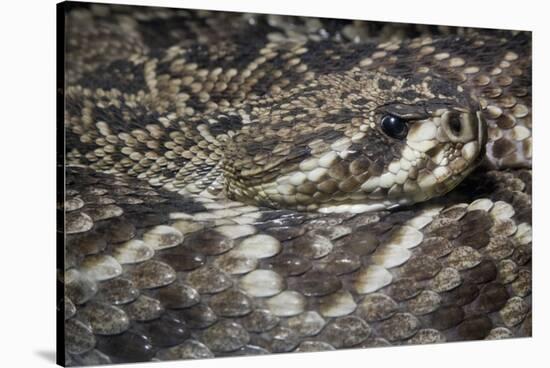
61,3,531,366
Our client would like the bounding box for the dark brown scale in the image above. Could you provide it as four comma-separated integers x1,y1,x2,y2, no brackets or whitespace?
319,316,372,348
97,278,140,305
492,137,517,158
471,282,510,314
461,260,498,284
402,255,442,281
457,315,493,340
155,251,206,272
359,293,398,321
201,320,250,353
340,226,380,255
262,326,301,353
453,231,491,250
133,315,190,348
440,282,480,307
157,281,200,309
68,233,108,256
96,331,155,363
124,296,164,322
208,289,253,317
428,305,465,331
182,229,234,255
292,270,343,297
174,303,218,329
377,313,420,341
263,226,306,241
388,277,424,301
129,261,177,289
321,250,361,275
269,253,312,276
239,309,280,333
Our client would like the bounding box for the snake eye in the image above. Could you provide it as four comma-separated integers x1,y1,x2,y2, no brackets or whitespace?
380,114,409,140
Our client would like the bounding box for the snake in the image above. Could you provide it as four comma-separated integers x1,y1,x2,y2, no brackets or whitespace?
61,4,532,365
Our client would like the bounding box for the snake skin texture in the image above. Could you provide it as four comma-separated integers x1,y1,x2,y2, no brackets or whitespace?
60,3,532,366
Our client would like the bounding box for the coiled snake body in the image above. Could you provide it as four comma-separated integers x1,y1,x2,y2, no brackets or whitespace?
61,4,532,365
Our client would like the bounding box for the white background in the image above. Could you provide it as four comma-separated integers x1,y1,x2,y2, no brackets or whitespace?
0,0,546,367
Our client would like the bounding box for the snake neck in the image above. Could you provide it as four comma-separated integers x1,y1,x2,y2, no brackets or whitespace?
65,98,247,197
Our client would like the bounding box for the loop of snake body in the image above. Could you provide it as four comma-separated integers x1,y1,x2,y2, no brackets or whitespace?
61,4,532,365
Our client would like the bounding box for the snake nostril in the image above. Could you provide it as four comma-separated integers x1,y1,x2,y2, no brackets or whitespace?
448,114,462,135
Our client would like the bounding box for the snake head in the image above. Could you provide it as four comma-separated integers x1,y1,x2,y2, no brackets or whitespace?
224,70,488,213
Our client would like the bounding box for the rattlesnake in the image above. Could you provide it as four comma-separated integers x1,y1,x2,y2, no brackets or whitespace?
61,3,532,366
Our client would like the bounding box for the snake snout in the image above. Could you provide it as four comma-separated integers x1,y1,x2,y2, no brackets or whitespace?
438,109,487,166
